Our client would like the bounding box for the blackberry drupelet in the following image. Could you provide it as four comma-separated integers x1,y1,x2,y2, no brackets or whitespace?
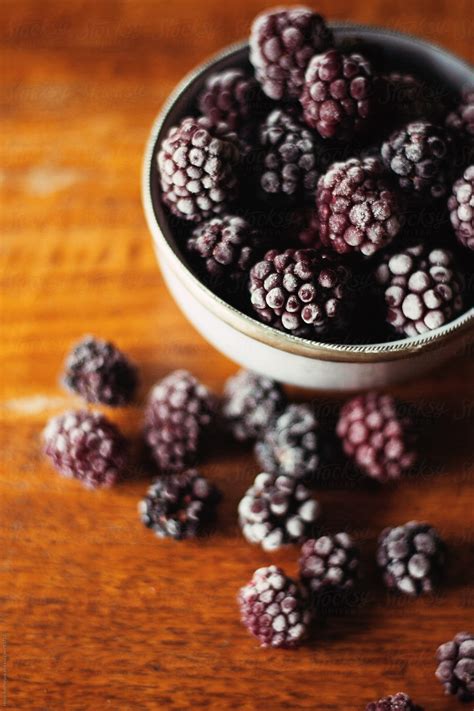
448,165,474,251
249,7,333,101
375,244,465,336
366,692,424,711
436,631,474,702
377,521,445,596
238,565,311,648
43,410,127,489
238,471,320,551
299,533,360,593
198,68,266,133
139,469,220,540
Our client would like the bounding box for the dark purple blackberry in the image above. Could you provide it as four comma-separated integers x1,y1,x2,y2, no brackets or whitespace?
336,392,417,482
144,370,217,473
300,48,374,140
238,471,320,551
376,521,445,596
222,370,287,442
255,404,320,481
157,116,241,222
375,244,465,336
436,631,474,702
381,121,453,200
139,469,220,540
448,165,474,251
316,157,403,257
446,89,474,144
299,533,360,594
187,215,262,294
198,68,266,134
238,565,311,648
249,248,350,337
43,410,127,489
62,335,137,406
249,7,333,101
257,109,321,203
366,692,424,711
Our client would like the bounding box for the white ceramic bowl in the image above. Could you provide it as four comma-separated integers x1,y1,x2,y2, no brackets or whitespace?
143,24,474,390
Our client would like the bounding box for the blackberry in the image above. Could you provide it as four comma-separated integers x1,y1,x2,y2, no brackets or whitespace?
139,469,220,540
448,165,474,251
255,404,320,481
316,157,403,257
336,392,417,482
222,369,287,442
249,248,350,338
375,244,465,336
43,410,127,489
187,215,262,294
376,521,445,596
436,631,474,702
238,565,311,648
366,692,424,711
445,89,474,146
238,471,320,551
144,370,216,473
299,533,360,594
198,68,266,134
249,7,333,101
62,335,137,406
257,109,321,203
157,116,241,222
300,48,374,140
381,121,453,200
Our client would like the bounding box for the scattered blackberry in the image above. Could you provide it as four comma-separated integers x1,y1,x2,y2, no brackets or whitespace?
299,533,360,594
381,121,453,200
238,565,311,648
222,370,287,442
238,471,320,551
62,335,137,406
144,370,216,473
255,404,320,481
375,244,465,336
198,69,266,134
300,48,374,140
157,116,241,222
445,89,474,145
257,109,321,203
366,692,424,711
139,469,220,540
43,410,127,489
187,215,262,294
436,631,474,702
316,157,403,257
249,7,333,101
376,521,445,596
336,392,417,482
448,165,474,251
249,248,350,337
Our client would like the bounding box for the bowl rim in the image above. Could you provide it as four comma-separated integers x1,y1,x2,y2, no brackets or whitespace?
142,23,474,364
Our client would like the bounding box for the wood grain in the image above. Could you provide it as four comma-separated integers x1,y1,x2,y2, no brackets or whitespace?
0,1,473,709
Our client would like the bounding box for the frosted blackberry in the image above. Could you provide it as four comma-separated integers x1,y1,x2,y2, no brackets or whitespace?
157,116,241,222
299,533,360,594
255,404,320,481
448,165,474,251
139,469,220,540
381,121,453,199
445,89,474,145
238,471,320,551
249,248,350,337
436,631,474,702
316,157,403,256
62,335,137,406
43,410,127,489
366,692,424,711
300,48,374,140
336,392,417,482
222,370,287,442
144,370,216,473
377,521,445,596
249,7,333,101
198,68,266,133
238,565,311,648
375,244,465,336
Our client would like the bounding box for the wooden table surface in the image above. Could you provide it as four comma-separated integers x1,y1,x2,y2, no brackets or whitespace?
1,1,473,709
